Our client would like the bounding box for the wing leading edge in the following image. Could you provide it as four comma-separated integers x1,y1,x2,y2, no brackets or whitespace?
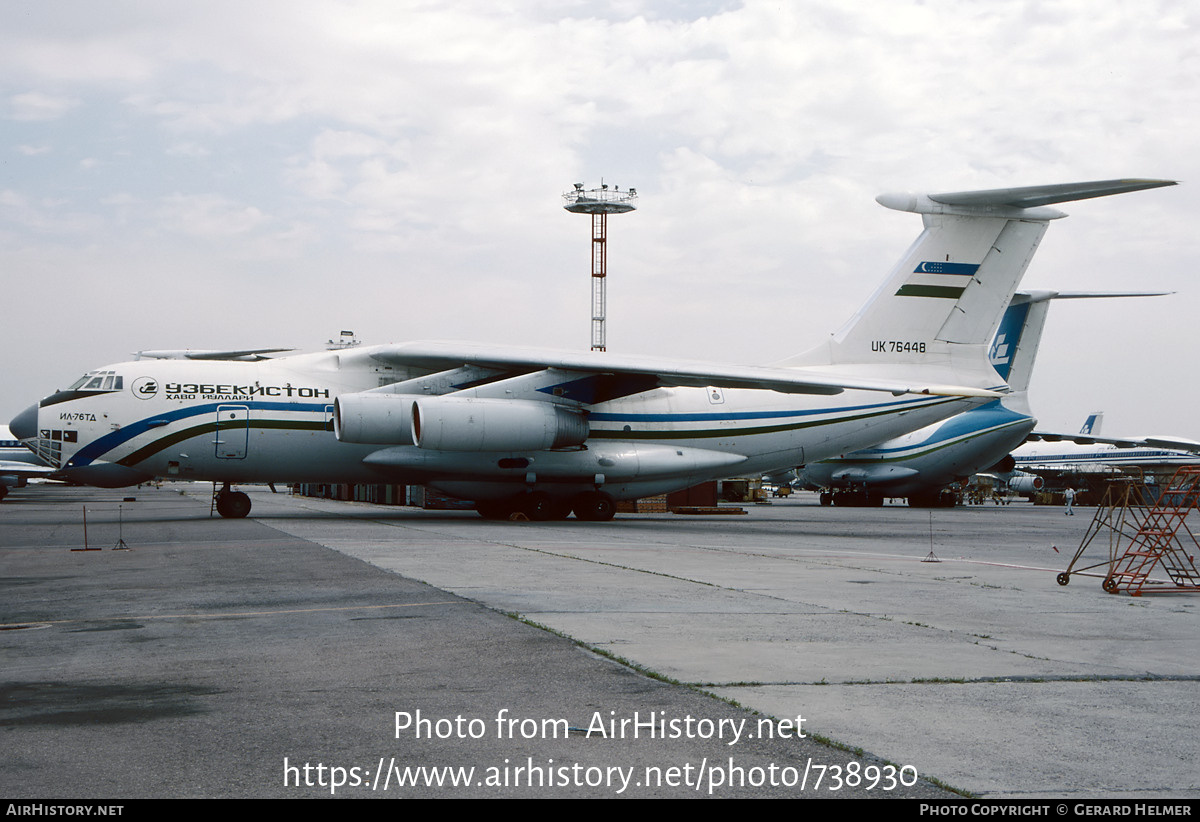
365,342,1003,401
1025,431,1200,452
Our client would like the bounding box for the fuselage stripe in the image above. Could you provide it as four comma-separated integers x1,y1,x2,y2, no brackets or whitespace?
114,419,331,467
591,397,958,440
66,401,331,467
823,418,1031,464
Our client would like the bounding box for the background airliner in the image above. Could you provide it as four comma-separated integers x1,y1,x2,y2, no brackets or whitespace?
1014,428,1200,474
0,424,54,501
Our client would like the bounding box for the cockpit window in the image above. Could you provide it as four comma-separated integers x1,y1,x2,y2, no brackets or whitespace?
67,371,123,392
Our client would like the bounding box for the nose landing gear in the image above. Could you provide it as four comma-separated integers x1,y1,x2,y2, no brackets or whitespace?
213,482,252,518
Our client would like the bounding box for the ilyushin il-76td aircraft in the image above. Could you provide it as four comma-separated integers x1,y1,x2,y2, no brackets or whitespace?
9,179,1174,521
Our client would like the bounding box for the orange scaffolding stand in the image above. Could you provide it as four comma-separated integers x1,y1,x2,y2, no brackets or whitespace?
1057,468,1200,595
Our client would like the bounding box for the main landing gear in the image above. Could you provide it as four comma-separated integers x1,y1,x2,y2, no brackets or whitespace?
476,490,616,522
213,482,252,519
819,487,884,507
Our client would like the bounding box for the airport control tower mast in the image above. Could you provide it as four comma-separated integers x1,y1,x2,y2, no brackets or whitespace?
563,182,637,352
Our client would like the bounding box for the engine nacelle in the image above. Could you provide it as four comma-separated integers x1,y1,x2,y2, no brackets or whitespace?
334,393,415,445
412,397,588,452
1007,473,1044,494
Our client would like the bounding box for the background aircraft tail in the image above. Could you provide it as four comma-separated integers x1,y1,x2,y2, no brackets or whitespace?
990,290,1168,415
1080,411,1103,435
782,179,1175,388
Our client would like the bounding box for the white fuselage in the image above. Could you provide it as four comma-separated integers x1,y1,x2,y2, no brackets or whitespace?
1013,441,1200,474
24,347,983,502
798,400,1035,497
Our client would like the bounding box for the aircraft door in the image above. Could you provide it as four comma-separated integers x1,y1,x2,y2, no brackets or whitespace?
215,405,249,460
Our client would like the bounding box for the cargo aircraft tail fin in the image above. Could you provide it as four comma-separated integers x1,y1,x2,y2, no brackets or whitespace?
781,179,1175,389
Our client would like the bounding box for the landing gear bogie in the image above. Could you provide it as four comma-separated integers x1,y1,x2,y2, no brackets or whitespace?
830,488,884,507
475,492,575,522
471,488,618,523
522,492,571,521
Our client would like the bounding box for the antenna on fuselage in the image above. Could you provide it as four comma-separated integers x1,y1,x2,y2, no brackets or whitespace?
326,330,361,351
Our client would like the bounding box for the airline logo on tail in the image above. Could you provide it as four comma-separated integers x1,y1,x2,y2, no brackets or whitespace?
895,262,980,299
988,301,1032,381
1079,413,1102,435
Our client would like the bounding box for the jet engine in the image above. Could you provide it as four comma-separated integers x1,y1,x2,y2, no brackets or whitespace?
1007,474,1044,495
411,396,589,452
333,393,416,445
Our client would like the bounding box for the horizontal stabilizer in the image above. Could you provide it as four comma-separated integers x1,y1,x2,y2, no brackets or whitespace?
995,290,1172,391
928,178,1177,210
1030,291,1173,300
877,179,1177,219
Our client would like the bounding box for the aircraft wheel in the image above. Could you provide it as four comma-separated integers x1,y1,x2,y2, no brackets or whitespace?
216,490,252,519
819,491,832,506
521,492,557,522
0,486,8,502
573,491,615,522
1056,572,1071,586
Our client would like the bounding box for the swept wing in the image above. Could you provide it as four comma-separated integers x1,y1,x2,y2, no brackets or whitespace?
365,341,1003,400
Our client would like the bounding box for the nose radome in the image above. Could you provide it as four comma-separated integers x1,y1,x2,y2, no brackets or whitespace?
9,404,38,441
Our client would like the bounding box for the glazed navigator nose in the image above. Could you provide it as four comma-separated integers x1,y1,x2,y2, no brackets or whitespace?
9,404,38,441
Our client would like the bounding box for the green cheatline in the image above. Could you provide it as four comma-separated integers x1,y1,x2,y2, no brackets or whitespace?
591,398,954,440
894,284,966,299
118,418,329,466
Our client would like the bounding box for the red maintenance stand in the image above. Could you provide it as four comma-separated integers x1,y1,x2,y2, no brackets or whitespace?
1057,467,1200,595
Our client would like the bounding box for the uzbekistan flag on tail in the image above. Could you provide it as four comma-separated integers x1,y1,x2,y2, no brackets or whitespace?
895,262,979,299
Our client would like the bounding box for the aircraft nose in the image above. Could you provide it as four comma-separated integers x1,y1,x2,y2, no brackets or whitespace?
9,404,39,441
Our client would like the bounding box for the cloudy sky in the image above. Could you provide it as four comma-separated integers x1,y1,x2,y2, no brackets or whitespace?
3,0,1198,438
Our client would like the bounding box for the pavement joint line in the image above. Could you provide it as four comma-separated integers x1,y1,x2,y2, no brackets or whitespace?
702,674,1200,686
270,511,733,590
252,496,1112,576
491,610,954,793
259,508,1106,624
2,538,309,551
0,600,463,628
267,507,1049,614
